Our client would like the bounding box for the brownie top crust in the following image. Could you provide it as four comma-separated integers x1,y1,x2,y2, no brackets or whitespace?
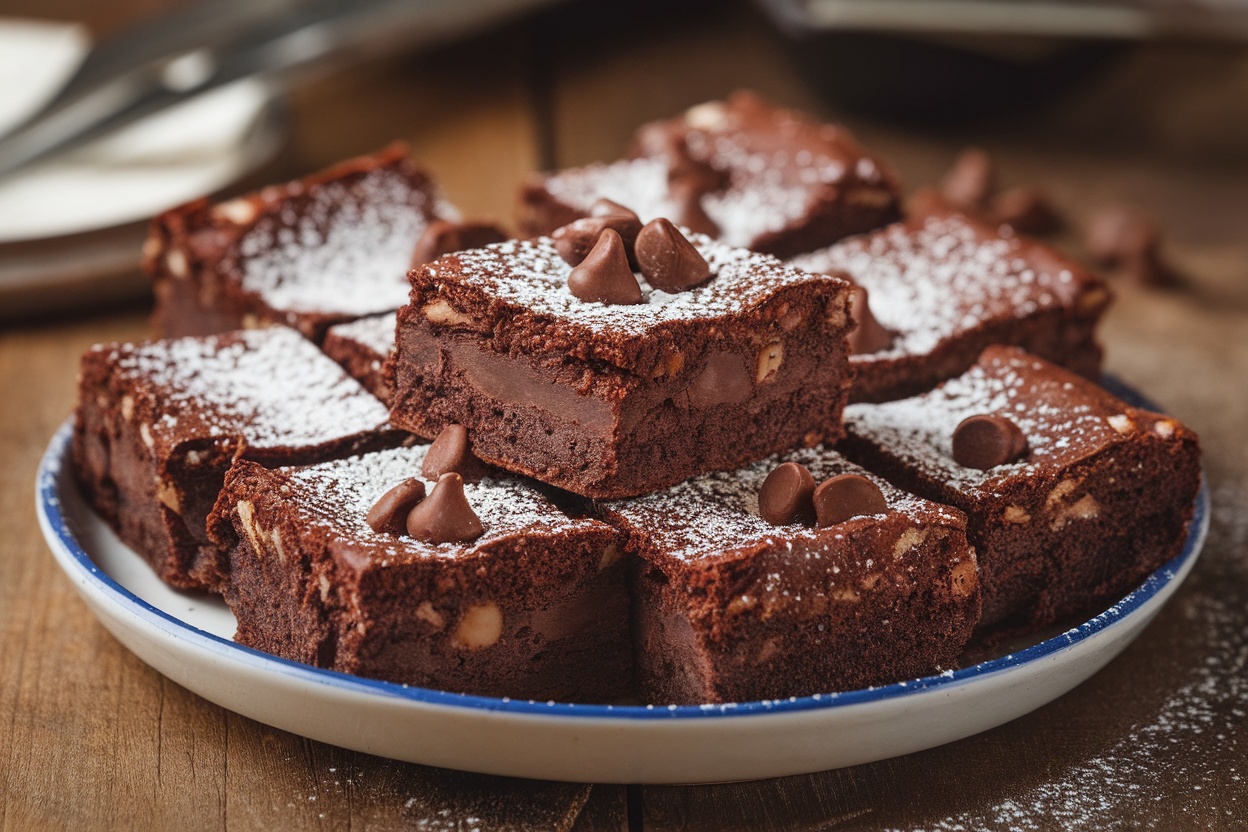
414,234,850,372
266,445,607,563
843,346,1196,494
604,446,963,563
537,93,896,252
219,145,456,318
324,311,398,357
788,201,1109,360
92,327,391,455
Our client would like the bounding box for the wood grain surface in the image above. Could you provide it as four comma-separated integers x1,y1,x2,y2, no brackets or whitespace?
2,1,1247,829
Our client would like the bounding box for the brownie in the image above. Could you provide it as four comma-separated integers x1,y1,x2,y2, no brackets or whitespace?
207,445,631,702
601,447,980,704
838,346,1202,634
145,143,458,342
322,312,397,403
72,327,401,592
388,233,855,498
788,192,1111,403
517,91,901,258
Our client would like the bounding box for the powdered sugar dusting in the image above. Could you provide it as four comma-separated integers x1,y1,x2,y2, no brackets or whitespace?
105,327,389,449
789,213,1091,360
325,311,397,358
845,348,1162,492
232,164,454,316
606,446,960,562
885,479,1245,831
435,235,841,338
282,445,599,560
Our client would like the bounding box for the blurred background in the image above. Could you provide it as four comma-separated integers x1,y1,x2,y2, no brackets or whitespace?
3,2,1248,830
1,0,1247,320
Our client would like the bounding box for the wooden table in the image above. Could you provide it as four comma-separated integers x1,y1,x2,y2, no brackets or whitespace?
3,2,1247,829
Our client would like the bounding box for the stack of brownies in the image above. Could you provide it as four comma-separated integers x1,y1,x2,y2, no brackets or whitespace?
72,91,1201,705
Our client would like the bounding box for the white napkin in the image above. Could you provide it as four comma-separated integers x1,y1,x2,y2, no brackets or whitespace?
0,18,278,244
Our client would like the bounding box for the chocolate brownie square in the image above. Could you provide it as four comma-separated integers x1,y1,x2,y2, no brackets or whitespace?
145,143,458,342
388,232,855,498
208,445,631,702
518,91,901,258
788,192,1111,403
72,327,400,592
602,448,980,704
322,312,397,403
839,346,1202,633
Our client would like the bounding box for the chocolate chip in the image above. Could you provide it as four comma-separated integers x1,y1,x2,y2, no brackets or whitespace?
847,285,894,355
813,474,888,527
406,472,485,544
941,147,994,209
992,187,1061,235
635,218,711,292
758,462,816,526
1086,205,1159,268
669,157,729,197
422,424,487,482
952,414,1029,470
411,220,508,269
589,198,641,222
670,180,721,238
566,229,643,305
366,478,427,535
687,350,752,408
553,214,643,268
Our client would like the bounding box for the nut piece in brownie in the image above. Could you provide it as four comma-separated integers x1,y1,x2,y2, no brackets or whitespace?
72,327,401,593
207,444,631,702
389,227,855,498
322,311,397,403
788,192,1111,403
601,447,979,704
518,91,901,258
839,346,1201,634
145,143,459,342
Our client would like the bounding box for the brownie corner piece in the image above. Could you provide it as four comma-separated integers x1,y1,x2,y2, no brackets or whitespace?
520,90,901,258
603,447,979,705
388,234,855,498
145,143,456,342
71,326,398,593
839,345,1201,633
789,192,1111,403
209,445,632,702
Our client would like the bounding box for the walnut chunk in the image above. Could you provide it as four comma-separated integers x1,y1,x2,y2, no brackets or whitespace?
214,198,258,225
422,298,475,328
415,601,446,631
1003,505,1032,524
950,559,977,597
452,601,503,650
165,248,188,279
598,543,623,571
154,479,181,514
756,342,783,383
892,527,929,559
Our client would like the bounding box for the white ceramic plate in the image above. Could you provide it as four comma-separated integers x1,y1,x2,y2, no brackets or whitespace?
36,402,1208,784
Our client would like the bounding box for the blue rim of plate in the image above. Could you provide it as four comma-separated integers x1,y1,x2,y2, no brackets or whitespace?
37,375,1209,721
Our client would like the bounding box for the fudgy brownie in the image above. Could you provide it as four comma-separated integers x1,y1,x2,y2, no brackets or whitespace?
788,192,1111,403
145,143,458,342
518,91,901,258
72,327,401,592
388,230,855,498
601,447,980,704
839,346,1201,633
322,312,397,403
208,444,632,702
